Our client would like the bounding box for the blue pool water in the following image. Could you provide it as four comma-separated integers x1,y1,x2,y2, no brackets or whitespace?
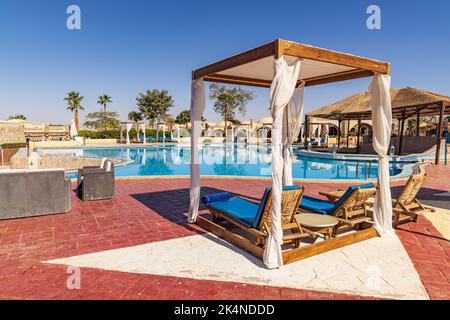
38,144,416,180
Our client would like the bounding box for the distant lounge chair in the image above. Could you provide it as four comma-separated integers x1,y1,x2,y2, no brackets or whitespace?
392,169,435,227
147,136,154,143
202,186,309,247
300,183,377,231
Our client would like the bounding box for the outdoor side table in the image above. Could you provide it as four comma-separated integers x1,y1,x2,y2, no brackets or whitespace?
294,213,339,240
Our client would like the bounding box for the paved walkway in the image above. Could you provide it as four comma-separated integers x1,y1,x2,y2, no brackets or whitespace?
0,165,449,299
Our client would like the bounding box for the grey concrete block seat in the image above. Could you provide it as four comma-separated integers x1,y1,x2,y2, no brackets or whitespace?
77,159,115,201
0,169,72,220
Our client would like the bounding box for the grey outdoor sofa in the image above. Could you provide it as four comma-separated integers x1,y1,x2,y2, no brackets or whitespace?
76,159,115,201
0,169,72,220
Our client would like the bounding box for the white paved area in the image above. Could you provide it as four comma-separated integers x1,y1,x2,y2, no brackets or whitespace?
47,233,429,300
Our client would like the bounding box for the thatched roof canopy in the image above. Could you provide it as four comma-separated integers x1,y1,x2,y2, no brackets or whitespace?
308,87,450,120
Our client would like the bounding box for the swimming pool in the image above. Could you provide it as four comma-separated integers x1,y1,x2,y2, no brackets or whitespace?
37,144,416,180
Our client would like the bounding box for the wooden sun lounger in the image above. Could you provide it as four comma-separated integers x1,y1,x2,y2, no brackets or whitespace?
320,166,435,228
392,171,435,228
204,186,313,248
301,184,377,233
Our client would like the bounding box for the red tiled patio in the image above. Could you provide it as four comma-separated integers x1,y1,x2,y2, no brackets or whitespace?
0,165,449,300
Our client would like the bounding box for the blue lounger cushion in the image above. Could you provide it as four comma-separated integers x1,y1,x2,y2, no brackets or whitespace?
204,186,301,229
300,183,375,215
207,197,260,228
332,183,375,211
301,196,336,214
201,192,232,204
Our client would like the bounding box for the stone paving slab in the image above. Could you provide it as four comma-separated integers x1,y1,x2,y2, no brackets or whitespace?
48,232,429,300
0,164,449,299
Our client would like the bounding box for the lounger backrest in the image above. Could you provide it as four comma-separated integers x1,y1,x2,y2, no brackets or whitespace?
256,186,304,230
397,173,426,206
333,183,376,214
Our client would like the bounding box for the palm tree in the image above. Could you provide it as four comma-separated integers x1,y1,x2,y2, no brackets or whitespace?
64,91,84,131
128,111,143,122
97,94,112,112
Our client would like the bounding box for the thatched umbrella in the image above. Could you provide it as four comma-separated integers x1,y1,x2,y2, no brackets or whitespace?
308,87,450,120
307,87,450,162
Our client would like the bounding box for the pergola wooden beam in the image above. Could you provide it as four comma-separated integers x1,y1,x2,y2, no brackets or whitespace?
203,74,271,88
281,40,390,74
204,69,376,88
193,42,275,80
193,39,390,81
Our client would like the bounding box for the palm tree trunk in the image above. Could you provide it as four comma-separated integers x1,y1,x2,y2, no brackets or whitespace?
75,109,79,131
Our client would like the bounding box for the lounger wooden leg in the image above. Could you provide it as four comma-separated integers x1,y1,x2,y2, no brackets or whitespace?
393,212,400,228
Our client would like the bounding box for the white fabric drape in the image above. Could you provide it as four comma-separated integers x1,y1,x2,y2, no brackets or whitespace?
126,123,133,145
369,73,394,236
176,124,181,143
140,123,146,144
282,80,305,186
163,125,166,143
70,119,78,138
264,57,302,269
187,79,206,223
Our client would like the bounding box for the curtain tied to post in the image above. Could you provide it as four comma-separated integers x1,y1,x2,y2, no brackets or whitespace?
282,79,305,186
263,57,302,269
187,79,206,223
369,73,394,236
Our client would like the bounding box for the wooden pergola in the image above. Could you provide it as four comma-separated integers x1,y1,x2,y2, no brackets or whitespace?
308,88,450,163
193,39,389,87
190,39,391,266
120,121,144,144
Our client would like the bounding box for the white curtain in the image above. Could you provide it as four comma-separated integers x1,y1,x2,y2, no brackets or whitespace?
187,79,206,223
264,57,302,269
176,124,181,143
126,123,133,145
369,73,394,236
70,119,78,138
282,80,305,186
140,123,146,144
163,125,166,143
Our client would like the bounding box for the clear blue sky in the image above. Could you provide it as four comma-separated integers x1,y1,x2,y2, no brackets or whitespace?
0,0,449,125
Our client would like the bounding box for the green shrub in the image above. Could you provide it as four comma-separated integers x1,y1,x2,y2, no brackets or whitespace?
77,129,172,140
1,143,27,148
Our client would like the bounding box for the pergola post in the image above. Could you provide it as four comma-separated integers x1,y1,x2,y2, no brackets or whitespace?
304,114,309,147
398,108,406,155
356,117,361,153
416,107,420,137
337,119,342,148
435,102,446,164
346,117,350,149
